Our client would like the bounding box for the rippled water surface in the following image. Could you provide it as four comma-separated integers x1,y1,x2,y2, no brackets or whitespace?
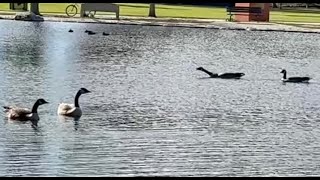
1,20,320,176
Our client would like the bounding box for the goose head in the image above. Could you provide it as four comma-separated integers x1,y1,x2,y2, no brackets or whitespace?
196,67,204,71
280,69,286,74
79,88,91,94
36,98,49,105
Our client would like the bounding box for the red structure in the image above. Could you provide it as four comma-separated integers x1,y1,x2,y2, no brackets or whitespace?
235,3,271,22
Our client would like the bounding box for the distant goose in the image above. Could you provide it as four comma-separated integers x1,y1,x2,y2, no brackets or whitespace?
88,31,96,35
84,30,96,35
196,67,245,79
69,29,73,32
86,31,96,35
57,88,91,117
280,69,311,83
102,32,110,36
3,99,48,121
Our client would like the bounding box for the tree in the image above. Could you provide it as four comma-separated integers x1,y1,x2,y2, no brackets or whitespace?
272,3,277,8
148,3,156,17
30,3,40,15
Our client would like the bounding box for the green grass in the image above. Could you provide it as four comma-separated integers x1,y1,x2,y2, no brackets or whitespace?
270,9,320,23
0,3,226,19
1,3,320,23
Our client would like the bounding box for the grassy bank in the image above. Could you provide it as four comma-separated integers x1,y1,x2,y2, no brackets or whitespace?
1,3,320,23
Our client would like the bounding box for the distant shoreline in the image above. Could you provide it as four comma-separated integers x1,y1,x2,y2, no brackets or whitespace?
0,13,320,34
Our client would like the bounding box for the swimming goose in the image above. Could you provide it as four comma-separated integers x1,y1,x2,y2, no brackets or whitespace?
69,29,73,32
102,32,110,36
85,30,96,35
3,98,48,121
280,69,311,83
57,88,91,117
87,31,96,35
196,67,245,79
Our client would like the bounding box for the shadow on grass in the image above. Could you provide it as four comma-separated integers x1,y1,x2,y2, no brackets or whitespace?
161,3,226,9
272,8,320,14
119,4,222,11
119,4,186,10
284,14,320,18
40,11,65,14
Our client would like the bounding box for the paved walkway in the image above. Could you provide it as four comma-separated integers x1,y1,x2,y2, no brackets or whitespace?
1,12,320,34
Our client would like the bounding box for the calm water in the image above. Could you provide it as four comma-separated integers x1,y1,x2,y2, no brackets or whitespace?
0,19,320,176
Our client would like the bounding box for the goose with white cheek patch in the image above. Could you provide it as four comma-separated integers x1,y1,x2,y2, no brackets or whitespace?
57,88,91,117
280,69,311,83
3,98,49,121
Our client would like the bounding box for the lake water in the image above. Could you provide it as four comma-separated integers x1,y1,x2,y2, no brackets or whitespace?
0,19,320,176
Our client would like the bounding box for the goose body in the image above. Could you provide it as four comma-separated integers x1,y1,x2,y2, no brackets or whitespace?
85,30,96,35
102,32,110,36
3,99,48,121
58,88,91,117
57,103,82,117
197,67,245,79
69,29,73,32
280,69,310,83
217,72,245,79
87,31,96,35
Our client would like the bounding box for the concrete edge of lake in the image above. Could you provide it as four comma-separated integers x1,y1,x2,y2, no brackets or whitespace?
1,13,320,34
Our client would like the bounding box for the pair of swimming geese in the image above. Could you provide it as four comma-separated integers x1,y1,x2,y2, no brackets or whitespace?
196,67,311,83
3,88,91,122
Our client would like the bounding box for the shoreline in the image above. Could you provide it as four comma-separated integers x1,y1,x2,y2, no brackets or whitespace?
1,13,320,34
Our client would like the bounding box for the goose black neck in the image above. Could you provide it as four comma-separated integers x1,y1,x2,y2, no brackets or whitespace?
74,91,82,108
31,101,40,113
200,68,215,77
282,71,287,79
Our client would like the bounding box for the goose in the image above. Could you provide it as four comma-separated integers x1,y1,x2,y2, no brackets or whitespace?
3,98,48,121
280,69,311,83
196,67,245,79
69,29,73,33
87,31,96,35
57,88,91,117
85,30,96,35
102,32,110,36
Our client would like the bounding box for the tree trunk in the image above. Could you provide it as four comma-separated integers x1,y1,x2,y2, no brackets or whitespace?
30,3,40,15
148,3,156,17
272,3,277,8
279,3,282,9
